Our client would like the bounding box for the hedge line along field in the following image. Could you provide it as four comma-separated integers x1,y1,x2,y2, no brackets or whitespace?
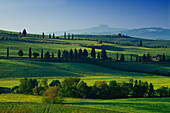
0,94,170,113
0,59,170,89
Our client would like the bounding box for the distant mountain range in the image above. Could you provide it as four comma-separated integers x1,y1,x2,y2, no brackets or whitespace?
49,25,170,40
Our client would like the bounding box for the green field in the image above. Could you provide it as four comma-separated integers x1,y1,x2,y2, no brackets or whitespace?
0,30,170,113
0,93,170,113
0,59,170,89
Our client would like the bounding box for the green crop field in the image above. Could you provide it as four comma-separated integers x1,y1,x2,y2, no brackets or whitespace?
0,29,170,113
0,93,170,113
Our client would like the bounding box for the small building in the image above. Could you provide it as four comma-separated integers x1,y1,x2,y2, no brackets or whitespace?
152,56,160,61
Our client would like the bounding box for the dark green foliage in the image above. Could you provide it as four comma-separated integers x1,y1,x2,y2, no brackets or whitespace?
91,47,96,58
59,77,80,97
18,50,24,57
162,54,165,62
101,49,107,59
78,48,83,59
74,48,78,59
41,78,48,88
58,50,61,59
140,40,142,47
49,80,61,87
41,49,43,59
136,54,138,62
148,83,154,97
69,49,74,59
97,52,100,59
44,51,50,59
49,34,51,39
68,33,70,40
76,81,88,98
62,50,69,59
33,52,39,58
146,53,151,62
42,32,44,38
52,53,54,58
64,32,66,39
83,49,88,58
53,33,55,39
18,78,38,94
32,85,44,95
116,53,119,61
29,47,32,58
142,54,146,62
156,86,169,97
130,54,132,62
120,54,125,62
72,34,74,40
7,47,9,58
22,29,27,36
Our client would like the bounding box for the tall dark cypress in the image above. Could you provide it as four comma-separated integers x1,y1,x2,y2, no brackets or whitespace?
162,54,165,62
7,47,9,58
64,32,66,39
41,49,43,59
91,47,96,58
53,33,55,39
74,49,78,59
68,33,70,40
120,54,125,62
136,54,138,62
130,54,132,62
101,49,107,59
42,32,44,38
52,53,54,58
116,53,119,61
72,34,74,40
69,49,74,59
83,49,88,58
58,50,61,59
49,34,51,39
78,48,83,59
140,40,142,47
29,47,32,58
97,52,100,59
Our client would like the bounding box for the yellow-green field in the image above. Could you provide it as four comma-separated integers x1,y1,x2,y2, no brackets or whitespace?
0,93,170,113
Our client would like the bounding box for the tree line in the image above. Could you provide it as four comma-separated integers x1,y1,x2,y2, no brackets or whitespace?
11,77,170,104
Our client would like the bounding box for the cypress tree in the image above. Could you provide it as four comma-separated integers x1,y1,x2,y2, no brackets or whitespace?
140,40,142,47
136,54,138,62
74,48,78,59
52,53,54,58
130,54,132,62
7,47,9,58
83,49,88,58
116,53,119,61
22,29,27,36
58,50,61,59
64,32,66,39
91,47,96,58
42,32,44,38
148,83,154,97
101,49,107,59
69,49,74,59
62,50,69,59
49,34,51,39
97,52,100,59
68,33,70,40
53,33,55,39
146,53,151,62
29,47,32,58
72,34,74,40
78,48,83,59
142,54,146,62
41,49,43,59
120,54,125,62
44,51,50,59
162,54,165,62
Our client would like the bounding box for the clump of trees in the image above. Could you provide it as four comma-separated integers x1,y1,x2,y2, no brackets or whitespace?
12,77,170,103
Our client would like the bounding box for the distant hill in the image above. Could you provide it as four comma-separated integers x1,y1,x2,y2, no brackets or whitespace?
121,27,170,40
51,25,170,40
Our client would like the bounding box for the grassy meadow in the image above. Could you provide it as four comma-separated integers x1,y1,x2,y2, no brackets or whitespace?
0,30,170,113
0,93,170,113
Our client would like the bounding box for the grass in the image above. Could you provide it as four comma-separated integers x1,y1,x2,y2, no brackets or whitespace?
0,93,170,113
0,59,170,89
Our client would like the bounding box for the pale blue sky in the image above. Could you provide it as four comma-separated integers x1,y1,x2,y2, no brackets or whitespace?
0,0,169,33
